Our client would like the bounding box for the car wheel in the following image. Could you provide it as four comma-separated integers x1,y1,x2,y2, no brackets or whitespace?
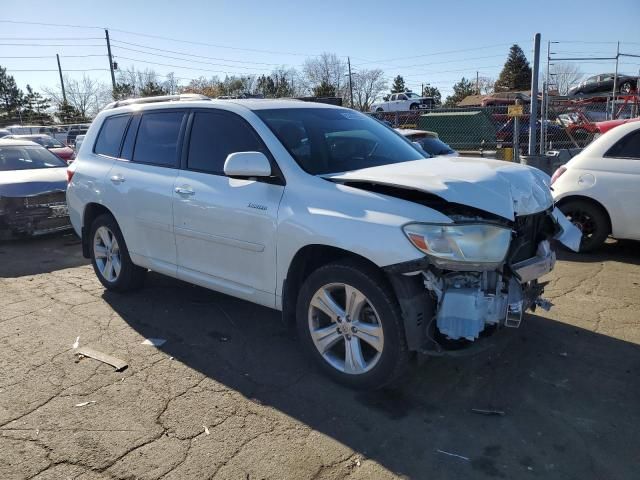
376,108,384,112
619,81,633,94
296,260,409,390
90,213,146,291
409,103,419,110
559,200,610,252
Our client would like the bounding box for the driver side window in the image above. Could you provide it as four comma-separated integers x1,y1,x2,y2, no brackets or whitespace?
397,94,408,101
390,94,397,101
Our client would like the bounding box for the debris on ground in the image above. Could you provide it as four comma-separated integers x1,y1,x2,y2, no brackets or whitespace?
471,408,506,416
72,336,80,349
436,449,470,461
76,347,128,372
203,425,210,435
354,456,362,467
141,338,167,347
75,401,96,407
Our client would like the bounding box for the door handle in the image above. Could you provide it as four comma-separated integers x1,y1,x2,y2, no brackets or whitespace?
175,186,195,196
110,174,125,184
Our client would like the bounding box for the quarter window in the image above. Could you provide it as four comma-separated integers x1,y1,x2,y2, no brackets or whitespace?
187,111,267,175
94,115,130,157
604,130,640,159
133,112,185,167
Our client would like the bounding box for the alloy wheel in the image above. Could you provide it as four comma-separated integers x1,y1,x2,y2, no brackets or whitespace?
308,283,384,375
93,226,122,282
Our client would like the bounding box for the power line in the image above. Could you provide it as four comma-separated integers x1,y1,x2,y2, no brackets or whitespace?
0,36,102,40
0,54,106,59
110,39,298,66
111,45,285,70
114,55,272,75
8,68,111,72
0,43,104,47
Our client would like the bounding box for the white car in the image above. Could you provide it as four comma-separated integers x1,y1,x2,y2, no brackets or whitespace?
67,94,579,389
370,92,434,112
552,121,640,252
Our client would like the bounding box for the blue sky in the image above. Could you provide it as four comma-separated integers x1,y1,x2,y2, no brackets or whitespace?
1,0,639,98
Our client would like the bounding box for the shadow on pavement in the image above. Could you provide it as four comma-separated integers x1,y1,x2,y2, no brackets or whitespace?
0,232,87,278
103,271,640,479
556,238,640,266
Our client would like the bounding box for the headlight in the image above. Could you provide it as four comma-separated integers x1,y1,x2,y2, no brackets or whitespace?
403,223,512,270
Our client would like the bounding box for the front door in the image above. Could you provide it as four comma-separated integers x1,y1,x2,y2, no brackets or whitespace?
173,110,285,307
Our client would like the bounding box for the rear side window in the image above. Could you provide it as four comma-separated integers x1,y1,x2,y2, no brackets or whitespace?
187,111,267,174
94,115,130,157
133,112,185,167
604,130,640,159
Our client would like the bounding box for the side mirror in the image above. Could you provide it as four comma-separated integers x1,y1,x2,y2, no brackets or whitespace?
223,151,271,178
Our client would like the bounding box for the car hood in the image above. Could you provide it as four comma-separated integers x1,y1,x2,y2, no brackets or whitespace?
323,157,553,220
0,167,67,197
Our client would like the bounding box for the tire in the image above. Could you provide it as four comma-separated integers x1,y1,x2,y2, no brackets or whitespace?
619,81,633,95
375,108,384,112
409,103,419,110
558,200,610,252
296,260,409,390
89,213,146,291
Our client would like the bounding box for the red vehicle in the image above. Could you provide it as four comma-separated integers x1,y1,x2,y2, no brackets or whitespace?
3,134,76,163
594,116,640,134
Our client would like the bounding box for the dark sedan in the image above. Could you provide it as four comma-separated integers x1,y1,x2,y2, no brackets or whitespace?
569,73,637,96
3,134,76,163
0,139,71,239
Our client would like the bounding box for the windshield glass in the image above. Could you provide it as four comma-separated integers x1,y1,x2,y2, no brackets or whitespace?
0,145,67,171
255,108,426,174
26,136,65,148
416,137,456,156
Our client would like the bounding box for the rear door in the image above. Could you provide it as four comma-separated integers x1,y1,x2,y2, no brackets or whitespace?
601,129,640,240
173,109,284,307
104,110,187,275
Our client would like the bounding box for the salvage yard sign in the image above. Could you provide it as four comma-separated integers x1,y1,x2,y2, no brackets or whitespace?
508,104,524,117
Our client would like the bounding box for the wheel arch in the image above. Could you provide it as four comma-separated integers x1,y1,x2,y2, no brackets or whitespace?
556,195,612,234
81,203,115,258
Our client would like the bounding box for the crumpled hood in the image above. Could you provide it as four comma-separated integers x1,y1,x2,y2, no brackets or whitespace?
324,156,553,220
0,167,67,198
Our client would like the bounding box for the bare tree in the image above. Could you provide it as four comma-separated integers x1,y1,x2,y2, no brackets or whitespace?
44,75,108,118
164,72,180,95
352,69,387,111
548,62,583,96
303,53,347,98
477,76,496,95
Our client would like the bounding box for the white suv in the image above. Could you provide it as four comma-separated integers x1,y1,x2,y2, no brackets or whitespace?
67,94,579,389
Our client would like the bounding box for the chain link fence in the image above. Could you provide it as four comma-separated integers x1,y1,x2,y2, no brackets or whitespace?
368,93,639,158
1,114,92,146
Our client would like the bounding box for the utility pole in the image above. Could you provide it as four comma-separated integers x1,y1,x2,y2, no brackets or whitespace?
528,33,541,155
56,54,67,104
347,57,354,108
541,40,551,154
105,29,116,92
476,71,479,95
611,41,620,119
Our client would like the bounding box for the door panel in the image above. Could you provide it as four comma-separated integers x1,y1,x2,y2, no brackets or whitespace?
173,172,284,305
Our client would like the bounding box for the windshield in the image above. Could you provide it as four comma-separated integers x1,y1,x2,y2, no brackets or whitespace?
0,145,67,171
416,137,456,156
25,136,65,148
255,108,426,174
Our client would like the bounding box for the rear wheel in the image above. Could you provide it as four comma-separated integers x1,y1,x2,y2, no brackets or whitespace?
296,261,409,390
559,200,610,252
90,213,146,291
375,107,384,112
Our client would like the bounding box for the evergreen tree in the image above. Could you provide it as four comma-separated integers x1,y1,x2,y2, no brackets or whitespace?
444,77,476,106
422,85,442,106
113,82,135,100
494,44,532,92
57,102,84,123
0,65,24,118
391,75,406,93
313,80,336,97
22,85,51,123
140,81,167,97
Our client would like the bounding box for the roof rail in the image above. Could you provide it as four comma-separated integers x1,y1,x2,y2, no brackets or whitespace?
103,93,211,110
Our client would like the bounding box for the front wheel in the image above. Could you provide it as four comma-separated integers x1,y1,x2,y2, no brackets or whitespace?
296,261,409,389
559,200,610,252
409,103,419,110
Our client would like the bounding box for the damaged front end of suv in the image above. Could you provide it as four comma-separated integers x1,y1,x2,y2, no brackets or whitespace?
329,162,581,355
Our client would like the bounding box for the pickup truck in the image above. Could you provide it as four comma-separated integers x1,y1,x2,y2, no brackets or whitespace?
370,92,435,112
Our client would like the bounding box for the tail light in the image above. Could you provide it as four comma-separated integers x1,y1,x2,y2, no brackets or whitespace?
66,167,75,183
550,165,567,185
